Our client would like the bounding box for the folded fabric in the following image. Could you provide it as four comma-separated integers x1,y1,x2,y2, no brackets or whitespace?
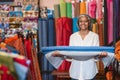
45,51,114,69
41,46,115,54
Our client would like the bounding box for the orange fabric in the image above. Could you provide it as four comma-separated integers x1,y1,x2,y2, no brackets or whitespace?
115,46,120,61
80,1,86,14
5,35,18,44
106,71,112,80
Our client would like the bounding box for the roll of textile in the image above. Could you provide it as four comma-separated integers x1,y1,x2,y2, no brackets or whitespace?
38,18,48,49
97,19,104,46
72,17,79,33
60,0,67,17
80,1,86,14
88,0,97,18
47,18,56,46
54,4,60,18
92,23,98,33
41,46,115,54
74,2,80,17
107,0,113,44
55,17,72,46
55,17,72,71
71,0,75,18
66,2,72,18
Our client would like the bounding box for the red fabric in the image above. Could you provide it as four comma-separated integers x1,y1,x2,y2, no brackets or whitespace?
24,39,36,80
0,65,16,80
56,17,72,46
13,58,29,67
55,17,72,71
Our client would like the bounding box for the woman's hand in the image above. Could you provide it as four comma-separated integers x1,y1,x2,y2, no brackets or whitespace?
98,52,108,58
52,51,64,57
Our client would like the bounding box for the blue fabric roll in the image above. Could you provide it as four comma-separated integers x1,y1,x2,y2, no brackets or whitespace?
41,46,115,54
72,17,79,33
38,18,48,49
47,18,56,46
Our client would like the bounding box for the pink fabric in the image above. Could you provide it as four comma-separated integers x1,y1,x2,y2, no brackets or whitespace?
88,0,97,18
107,0,113,44
97,0,103,19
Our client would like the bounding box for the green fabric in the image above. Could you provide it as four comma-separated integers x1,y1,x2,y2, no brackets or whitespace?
66,2,72,18
0,55,18,79
54,4,60,18
60,0,66,17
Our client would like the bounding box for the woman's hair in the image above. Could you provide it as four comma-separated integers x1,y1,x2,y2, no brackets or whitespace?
77,14,92,30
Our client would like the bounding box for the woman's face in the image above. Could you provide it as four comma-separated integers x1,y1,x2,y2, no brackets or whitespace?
78,16,89,30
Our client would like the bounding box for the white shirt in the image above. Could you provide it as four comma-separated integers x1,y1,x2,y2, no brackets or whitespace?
69,31,99,80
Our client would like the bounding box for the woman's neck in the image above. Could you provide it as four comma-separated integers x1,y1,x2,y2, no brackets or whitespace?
79,30,90,35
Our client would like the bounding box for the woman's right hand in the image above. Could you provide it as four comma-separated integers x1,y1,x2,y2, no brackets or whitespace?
52,51,64,57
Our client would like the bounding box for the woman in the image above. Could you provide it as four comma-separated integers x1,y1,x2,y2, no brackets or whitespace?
52,14,107,80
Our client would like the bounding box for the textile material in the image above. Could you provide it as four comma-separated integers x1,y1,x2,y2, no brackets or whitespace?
60,0,67,17
38,18,48,49
72,17,79,33
0,55,17,80
38,18,55,80
80,1,86,14
55,17,72,71
45,50,114,68
47,18,56,46
54,4,60,18
88,0,97,18
66,2,72,18
55,17,72,46
107,0,113,44
41,46,115,54
74,2,80,17
97,0,103,19
97,19,104,46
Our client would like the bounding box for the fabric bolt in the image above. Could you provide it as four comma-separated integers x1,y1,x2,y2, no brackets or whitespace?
60,0,67,17
92,23,98,34
56,17,72,46
55,17,72,71
107,0,113,44
31,39,42,80
71,0,75,18
66,2,72,18
47,18,56,46
38,18,48,49
97,19,104,46
54,4,60,18
113,0,120,40
72,17,79,33
97,0,103,19
38,18,54,80
24,39,36,80
104,0,108,45
88,0,97,18
74,2,80,17
80,1,86,14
